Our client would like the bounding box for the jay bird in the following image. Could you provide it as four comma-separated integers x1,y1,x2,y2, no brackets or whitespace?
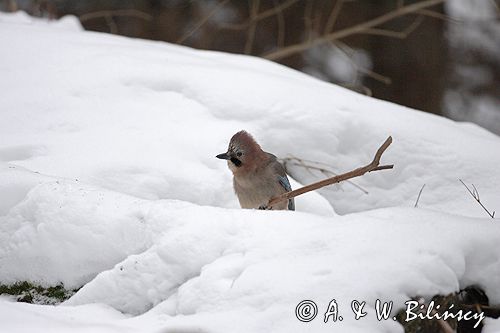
216,130,295,211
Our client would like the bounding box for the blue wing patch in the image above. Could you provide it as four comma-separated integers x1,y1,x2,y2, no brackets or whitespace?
278,175,295,211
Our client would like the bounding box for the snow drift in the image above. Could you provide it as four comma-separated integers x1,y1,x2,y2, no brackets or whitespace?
0,11,499,333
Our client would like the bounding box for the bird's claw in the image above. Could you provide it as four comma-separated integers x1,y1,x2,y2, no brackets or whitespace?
258,204,272,210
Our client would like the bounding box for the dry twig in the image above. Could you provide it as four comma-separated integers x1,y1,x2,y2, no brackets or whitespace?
219,0,300,30
304,0,314,43
282,156,369,194
268,136,394,207
459,179,495,218
273,0,286,48
334,41,392,85
361,15,425,40
416,9,460,24
340,83,373,96
245,0,261,54
177,0,230,44
324,0,344,34
414,184,426,208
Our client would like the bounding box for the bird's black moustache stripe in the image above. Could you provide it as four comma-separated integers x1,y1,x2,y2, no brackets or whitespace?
230,157,242,167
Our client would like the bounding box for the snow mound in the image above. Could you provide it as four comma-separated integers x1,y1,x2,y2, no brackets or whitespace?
0,11,499,333
1,12,499,217
66,207,500,318
0,11,82,30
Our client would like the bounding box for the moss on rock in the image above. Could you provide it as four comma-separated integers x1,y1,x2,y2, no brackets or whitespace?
0,281,79,305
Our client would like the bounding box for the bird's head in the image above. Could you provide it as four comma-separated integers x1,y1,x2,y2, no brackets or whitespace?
216,130,264,174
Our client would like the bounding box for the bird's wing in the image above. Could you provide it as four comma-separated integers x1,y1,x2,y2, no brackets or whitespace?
278,175,295,211
266,152,295,211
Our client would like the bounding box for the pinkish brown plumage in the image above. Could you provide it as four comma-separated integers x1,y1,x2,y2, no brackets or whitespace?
216,131,295,211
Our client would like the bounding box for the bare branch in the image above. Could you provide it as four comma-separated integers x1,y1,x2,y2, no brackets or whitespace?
340,83,373,96
273,0,286,48
263,0,445,61
250,0,300,22
359,15,425,39
359,66,392,84
417,9,460,23
459,179,495,219
324,0,344,34
362,28,407,39
245,0,261,54
304,1,314,43
219,0,300,30
79,9,153,23
177,0,230,44
268,136,394,207
472,183,479,201
371,165,394,171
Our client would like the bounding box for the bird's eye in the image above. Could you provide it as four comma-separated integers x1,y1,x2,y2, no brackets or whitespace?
236,152,242,157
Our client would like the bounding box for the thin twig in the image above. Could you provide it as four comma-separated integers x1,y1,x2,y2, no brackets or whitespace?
340,83,373,96
268,136,394,207
219,0,300,30
177,0,230,44
79,9,153,22
459,179,495,218
273,0,286,48
304,1,314,43
105,15,118,34
417,9,460,24
313,6,323,35
335,41,392,84
252,0,300,21
371,165,394,171
472,184,479,200
263,0,444,60
324,0,344,34
245,0,260,54
414,184,426,208
282,157,369,194
360,15,425,40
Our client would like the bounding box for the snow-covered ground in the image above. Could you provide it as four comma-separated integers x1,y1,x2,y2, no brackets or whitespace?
0,11,499,333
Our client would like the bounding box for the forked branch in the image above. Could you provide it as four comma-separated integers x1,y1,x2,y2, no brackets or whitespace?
268,136,394,207
459,179,495,218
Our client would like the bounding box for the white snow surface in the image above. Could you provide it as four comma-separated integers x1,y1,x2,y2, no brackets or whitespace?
1,12,500,333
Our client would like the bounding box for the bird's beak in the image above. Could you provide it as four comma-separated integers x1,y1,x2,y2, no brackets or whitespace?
216,152,230,160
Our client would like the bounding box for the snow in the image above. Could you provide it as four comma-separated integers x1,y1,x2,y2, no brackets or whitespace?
0,11,500,333
484,318,500,333
0,300,136,333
